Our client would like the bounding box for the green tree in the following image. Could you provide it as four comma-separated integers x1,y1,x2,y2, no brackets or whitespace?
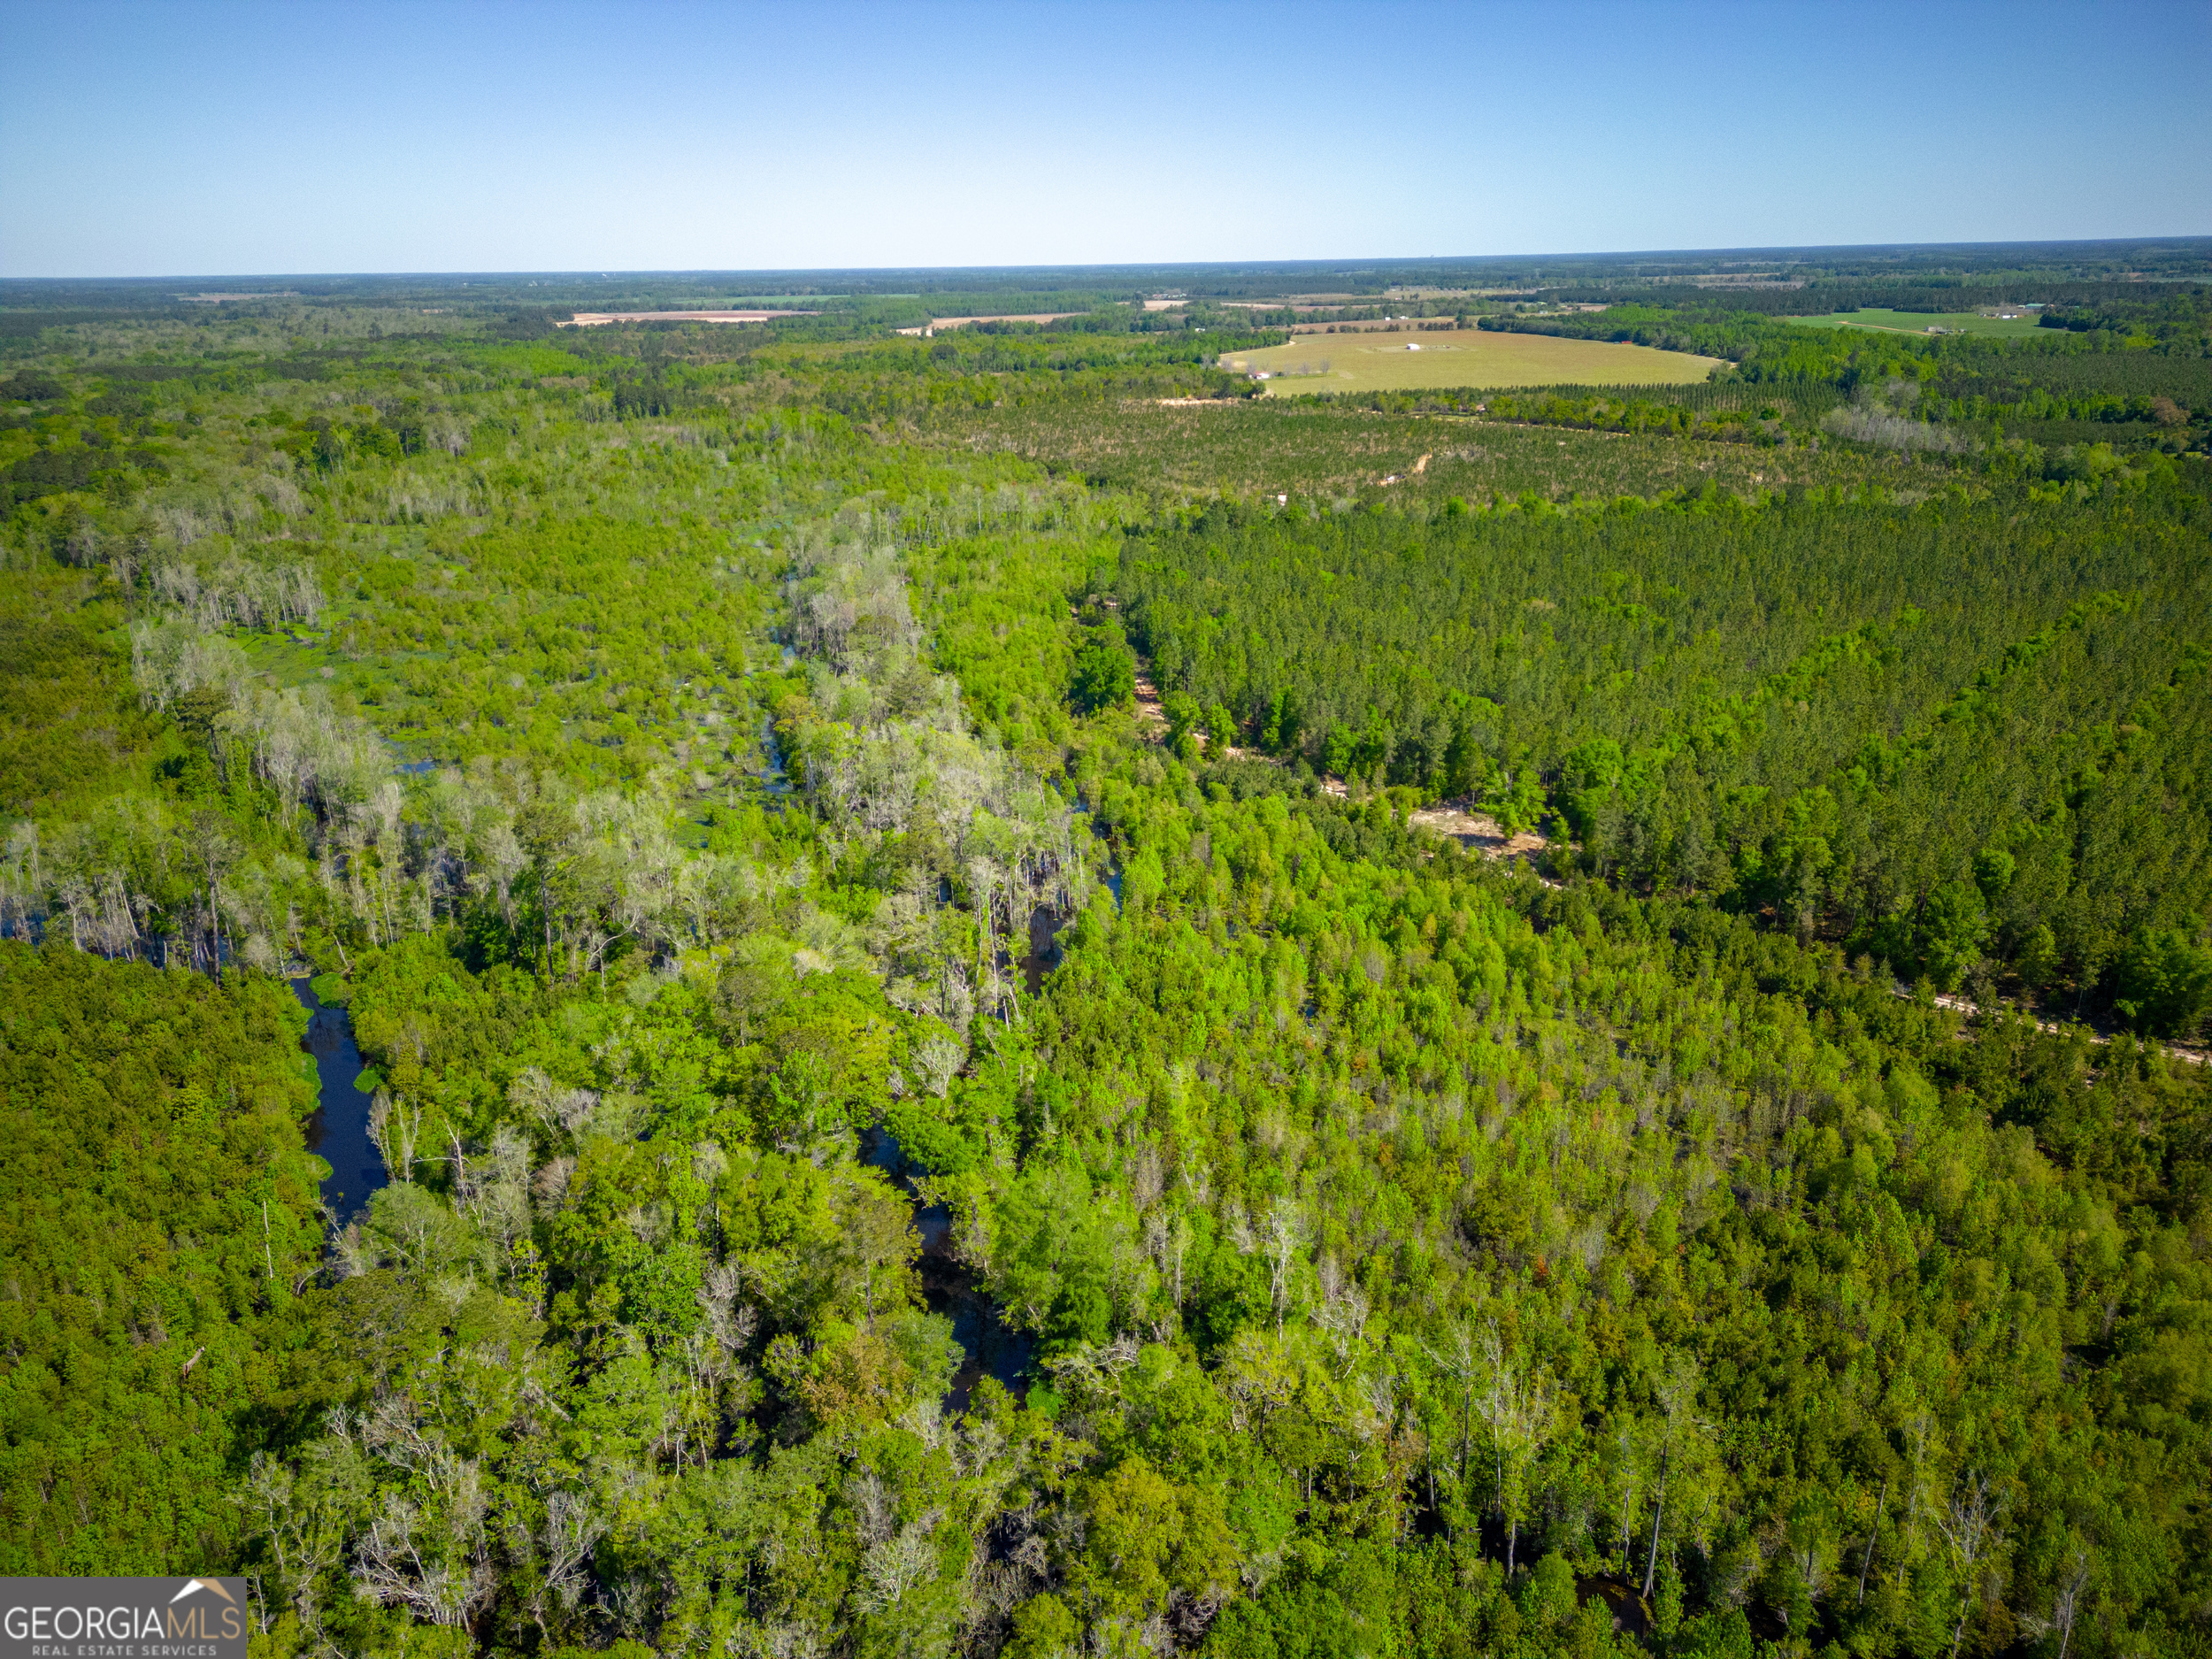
2111,925,2212,1037
1069,636,1135,714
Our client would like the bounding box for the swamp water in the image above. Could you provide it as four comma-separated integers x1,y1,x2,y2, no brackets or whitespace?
861,1125,1033,1412
291,978,388,1223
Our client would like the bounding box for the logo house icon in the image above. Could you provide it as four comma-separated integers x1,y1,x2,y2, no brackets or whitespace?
171,1578,239,1606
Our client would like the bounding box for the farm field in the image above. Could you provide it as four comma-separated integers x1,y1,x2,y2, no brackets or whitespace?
1219,326,1724,394
1790,306,2049,337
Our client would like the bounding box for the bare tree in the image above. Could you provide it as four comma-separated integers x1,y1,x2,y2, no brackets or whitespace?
1314,1253,1370,1371
911,1031,964,1099
857,1509,944,1617
1857,1470,1889,1606
1933,1471,2008,1659
1612,1420,1645,1579
235,1449,351,1632
352,1486,496,1629
1260,1199,1305,1337
1144,1208,1195,1331
1642,1356,1705,1600
524,1490,604,1639
1419,1320,1482,1535
2022,1546,2092,1659
1474,1323,1555,1574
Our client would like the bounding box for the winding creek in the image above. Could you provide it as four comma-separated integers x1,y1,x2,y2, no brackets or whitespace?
288,973,1033,1412
291,978,388,1225
756,713,792,798
281,749,1102,1409
861,1125,1034,1411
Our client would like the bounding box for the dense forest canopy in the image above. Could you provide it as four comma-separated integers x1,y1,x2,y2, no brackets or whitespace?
6,238,2206,314
1,242,2208,1659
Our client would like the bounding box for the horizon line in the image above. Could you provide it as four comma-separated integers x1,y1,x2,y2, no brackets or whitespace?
5,234,2212,288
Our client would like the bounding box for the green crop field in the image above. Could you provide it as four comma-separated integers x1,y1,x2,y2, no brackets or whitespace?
1219,326,1724,394
1791,307,2050,337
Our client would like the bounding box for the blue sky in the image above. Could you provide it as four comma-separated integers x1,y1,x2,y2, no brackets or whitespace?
2,0,2206,277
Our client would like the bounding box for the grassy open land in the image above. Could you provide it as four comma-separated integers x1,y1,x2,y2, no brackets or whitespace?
1791,307,2049,337
1218,326,1724,394
941,394,1946,505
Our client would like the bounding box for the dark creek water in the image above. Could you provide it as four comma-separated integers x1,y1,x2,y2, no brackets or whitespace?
291,979,388,1224
288,970,1024,1407
1073,791,1123,914
756,715,792,798
1019,904,1067,995
861,1125,1033,1412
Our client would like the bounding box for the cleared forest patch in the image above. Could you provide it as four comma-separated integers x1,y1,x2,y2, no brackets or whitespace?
944,394,1937,503
1790,308,2047,338
895,312,1089,334
1220,328,1723,394
562,309,818,326
1406,800,1549,862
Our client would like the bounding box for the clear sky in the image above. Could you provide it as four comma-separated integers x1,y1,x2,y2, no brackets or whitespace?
2,0,2206,278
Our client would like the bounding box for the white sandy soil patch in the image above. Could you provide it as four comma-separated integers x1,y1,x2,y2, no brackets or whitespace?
563,310,817,326
1408,801,1550,864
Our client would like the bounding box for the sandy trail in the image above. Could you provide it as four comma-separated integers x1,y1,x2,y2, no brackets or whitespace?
1130,669,1169,732
1117,700,2200,1053
1124,652,1552,880
1913,989,2208,1065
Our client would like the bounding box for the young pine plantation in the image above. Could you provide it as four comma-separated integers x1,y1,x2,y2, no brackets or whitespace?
1,255,2209,1659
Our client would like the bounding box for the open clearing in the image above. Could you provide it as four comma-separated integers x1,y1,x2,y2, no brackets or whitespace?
562,310,817,326
1789,308,2048,338
895,311,1088,335
944,396,1912,506
1222,328,1723,395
